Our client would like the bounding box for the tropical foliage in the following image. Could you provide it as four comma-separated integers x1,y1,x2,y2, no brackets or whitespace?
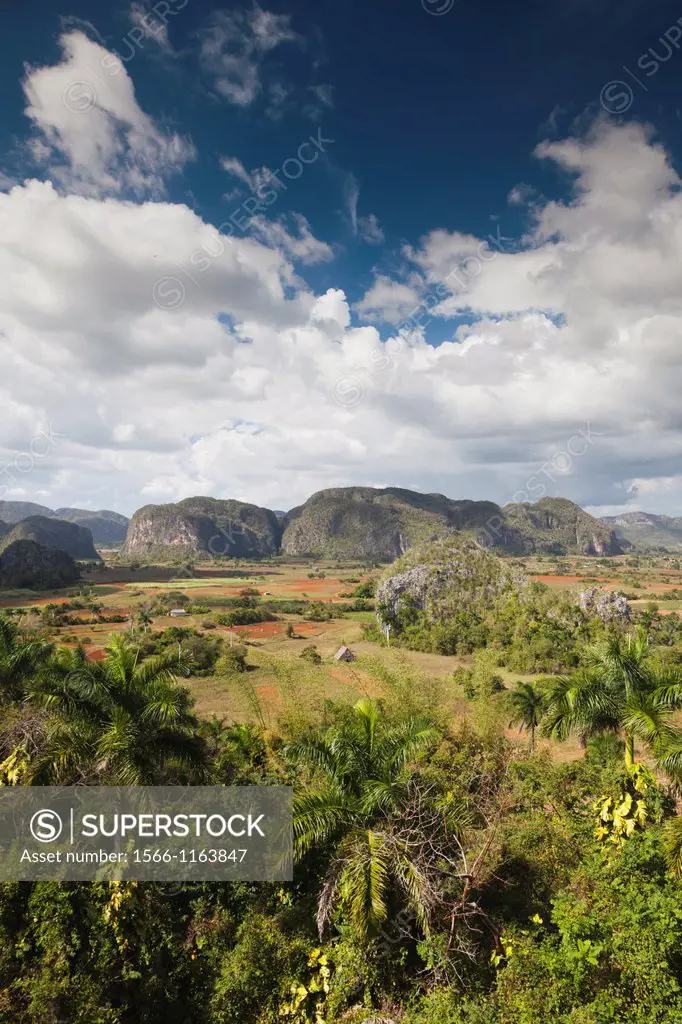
1,612,682,1022
506,681,544,752
0,633,206,785
543,628,682,769
289,699,441,938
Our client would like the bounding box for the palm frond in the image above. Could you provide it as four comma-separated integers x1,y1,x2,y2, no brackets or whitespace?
663,816,682,877
359,778,406,815
293,788,358,857
339,829,390,936
381,718,440,775
542,671,618,741
653,738,682,781
132,651,187,691
392,841,431,935
652,672,682,709
622,693,679,750
354,698,380,760
285,735,347,783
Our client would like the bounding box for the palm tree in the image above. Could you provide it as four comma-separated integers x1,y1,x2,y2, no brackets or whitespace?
288,699,442,940
543,629,682,770
507,682,544,753
25,635,206,784
0,614,53,702
138,609,153,633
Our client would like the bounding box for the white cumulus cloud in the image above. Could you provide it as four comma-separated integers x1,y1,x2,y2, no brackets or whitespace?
2,113,682,518
22,30,194,196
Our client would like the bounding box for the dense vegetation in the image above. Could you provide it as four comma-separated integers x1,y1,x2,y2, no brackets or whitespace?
0,539,80,590
0,491,629,569
281,487,501,559
369,538,682,676
110,489,623,564
3,599,682,1022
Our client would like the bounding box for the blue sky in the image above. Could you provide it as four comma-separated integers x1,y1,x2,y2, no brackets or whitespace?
2,0,682,516
6,0,682,311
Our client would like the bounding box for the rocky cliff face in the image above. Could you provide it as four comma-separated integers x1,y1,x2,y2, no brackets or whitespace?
376,536,523,624
2,489,622,563
0,516,99,561
0,539,79,590
500,498,622,555
122,497,282,559
578,588,630,623
281,489,621,559
281,488,501,559
123,505,208,557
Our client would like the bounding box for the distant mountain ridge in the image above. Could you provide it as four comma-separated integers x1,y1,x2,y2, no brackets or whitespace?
121,488,621,560
281,487,502,559
0,516,100,561
0,502,129,545
601,511,682,551
501,498,619,556
0,501,54,524
56,508,129,546
281,489,620,559
0,489,629,563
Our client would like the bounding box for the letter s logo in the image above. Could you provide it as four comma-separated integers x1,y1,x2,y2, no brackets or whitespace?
30,809,63,843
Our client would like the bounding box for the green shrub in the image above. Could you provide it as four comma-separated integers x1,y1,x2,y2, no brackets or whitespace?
299,645,322,666
215,608,276,626
216,646,248,674
306,602,333,622
210,913,309,1024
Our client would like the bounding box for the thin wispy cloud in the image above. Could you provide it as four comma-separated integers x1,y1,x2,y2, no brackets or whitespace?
198,4,299,107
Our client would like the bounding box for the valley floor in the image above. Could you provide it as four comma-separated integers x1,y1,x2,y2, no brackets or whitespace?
4,551,679,763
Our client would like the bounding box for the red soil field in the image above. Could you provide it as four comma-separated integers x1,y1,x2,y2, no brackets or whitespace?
329,670,358,687
279,578,342,592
